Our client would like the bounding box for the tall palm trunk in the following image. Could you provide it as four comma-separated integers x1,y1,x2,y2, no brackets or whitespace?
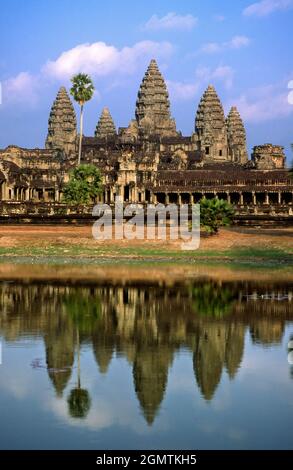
78,104,84,166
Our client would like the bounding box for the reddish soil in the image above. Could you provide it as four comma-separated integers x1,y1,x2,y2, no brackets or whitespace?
0,225,292,252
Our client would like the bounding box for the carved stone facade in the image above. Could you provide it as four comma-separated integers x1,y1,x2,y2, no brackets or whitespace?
0,59,292,223
251,144,286,170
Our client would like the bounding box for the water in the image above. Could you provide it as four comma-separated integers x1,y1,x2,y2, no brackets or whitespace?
0,278,293,450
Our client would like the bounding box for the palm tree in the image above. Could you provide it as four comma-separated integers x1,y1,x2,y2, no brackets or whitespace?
289,144,293,178
70,73,95,165
64,291,100,419
67,326,91,419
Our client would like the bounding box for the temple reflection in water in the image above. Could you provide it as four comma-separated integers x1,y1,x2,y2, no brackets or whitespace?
0,281,292,425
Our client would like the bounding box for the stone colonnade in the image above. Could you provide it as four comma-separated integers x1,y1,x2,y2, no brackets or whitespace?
102,186,293,207
1,180,293,207
150,190,293,206
0,182,62,202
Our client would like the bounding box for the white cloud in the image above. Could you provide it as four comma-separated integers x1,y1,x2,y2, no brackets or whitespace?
200,43,222,54
288,80,293,104
143,12,198,31
226,81,293,122
243,0,293,17
167,81,200,101
197,65,235,90
199,36,251,55
229,36,251,48
3,72,41,105
168,65,235,101
2,40,174,105
43,40,174,80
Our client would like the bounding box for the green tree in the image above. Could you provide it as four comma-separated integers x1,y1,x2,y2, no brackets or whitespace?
67,326,91,419
64,290,103,419
200,197,234,235
191,283,236,318
67,388,91,419
62,164,102,205
63,290,101,334
70,73,95,165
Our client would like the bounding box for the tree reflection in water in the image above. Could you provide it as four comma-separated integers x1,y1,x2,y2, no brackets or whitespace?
63,293,100,419
191,283,237,318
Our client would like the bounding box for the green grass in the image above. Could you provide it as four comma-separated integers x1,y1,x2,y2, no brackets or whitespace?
0,244,291,258
0,244,292,269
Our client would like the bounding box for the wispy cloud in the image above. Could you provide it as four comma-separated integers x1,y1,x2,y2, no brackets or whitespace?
214,14,226,22
198,36,251,55
225,80,293,122
143,12,198,31
43,40,174,80
197,65,235,90
167,65,235,101
3,72,41,106
167,81,199,101
243,0,293,17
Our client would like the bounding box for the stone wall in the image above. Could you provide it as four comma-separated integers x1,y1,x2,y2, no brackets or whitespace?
0,197,292,226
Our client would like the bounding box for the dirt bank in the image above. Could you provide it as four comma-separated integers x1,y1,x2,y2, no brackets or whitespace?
0,225,292,252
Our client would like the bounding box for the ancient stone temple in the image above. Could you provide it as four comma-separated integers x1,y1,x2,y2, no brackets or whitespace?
45,86,77,155
135,59,177,137
95,107,116,139
226,107,248,164
194,85,229,161
0,58,292,224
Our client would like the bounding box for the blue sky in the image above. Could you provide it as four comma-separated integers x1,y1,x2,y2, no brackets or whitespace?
0,0,293,163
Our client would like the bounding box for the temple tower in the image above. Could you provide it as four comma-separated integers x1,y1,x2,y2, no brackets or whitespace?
135,59,177,137
226,107,248,164
193,322,226,401
95,107,116,139
133,347,172,425
195,85,229,161
46,87,77,155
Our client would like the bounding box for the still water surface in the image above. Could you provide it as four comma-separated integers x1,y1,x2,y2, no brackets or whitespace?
0,278,292,449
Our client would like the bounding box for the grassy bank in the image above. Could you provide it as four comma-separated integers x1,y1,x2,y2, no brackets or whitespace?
0,244,292,269
0,226,292,269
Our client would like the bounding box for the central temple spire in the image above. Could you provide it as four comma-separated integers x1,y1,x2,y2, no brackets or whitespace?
135,59,177,138
194,84,229,161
